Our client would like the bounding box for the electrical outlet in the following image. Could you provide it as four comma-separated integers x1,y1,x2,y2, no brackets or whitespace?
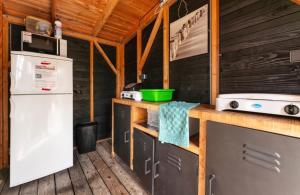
290,50,300,63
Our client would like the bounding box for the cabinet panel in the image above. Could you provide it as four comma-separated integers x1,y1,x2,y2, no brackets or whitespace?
133,129,155,194
114,103,131,166
155,141,198,195
206,121,300,195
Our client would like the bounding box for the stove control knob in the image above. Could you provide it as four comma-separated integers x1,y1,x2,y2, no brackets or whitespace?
284,105,299,115
229,101,239,109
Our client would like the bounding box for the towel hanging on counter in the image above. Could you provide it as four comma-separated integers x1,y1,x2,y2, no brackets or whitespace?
158,101,199,148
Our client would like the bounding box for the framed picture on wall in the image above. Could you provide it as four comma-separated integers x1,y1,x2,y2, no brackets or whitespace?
170,4,208,61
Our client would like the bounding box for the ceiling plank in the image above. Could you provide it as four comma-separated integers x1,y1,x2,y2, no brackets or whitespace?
93,0,120,36
94,41,117,75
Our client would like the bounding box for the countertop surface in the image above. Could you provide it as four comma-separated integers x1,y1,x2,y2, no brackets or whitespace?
113,98,300,138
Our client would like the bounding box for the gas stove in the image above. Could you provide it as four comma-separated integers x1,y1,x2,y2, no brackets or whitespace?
216,93,300,117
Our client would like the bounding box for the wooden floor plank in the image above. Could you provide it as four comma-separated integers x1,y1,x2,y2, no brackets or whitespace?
76,152,111,195
55,170,74,195
96,143,149,195
0,169,9,192
19,180,38,195
1,178,20,195
88,151,129,195
38,175,55,195
68,154,93,195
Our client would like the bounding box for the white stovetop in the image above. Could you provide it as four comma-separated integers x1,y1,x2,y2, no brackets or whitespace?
218,93,300,102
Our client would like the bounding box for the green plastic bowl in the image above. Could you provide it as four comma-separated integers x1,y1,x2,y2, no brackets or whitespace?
140,89,175,102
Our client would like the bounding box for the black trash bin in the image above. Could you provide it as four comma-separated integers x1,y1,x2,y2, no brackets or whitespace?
76,122,98,154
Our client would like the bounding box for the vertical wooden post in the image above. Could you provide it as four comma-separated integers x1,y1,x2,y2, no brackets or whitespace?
210,0,219,105
90,41,94,122
137,29,142,83
0,0,4,169
2,15,9,168
163,6,170,89
119,44,125,92
116,44,124,98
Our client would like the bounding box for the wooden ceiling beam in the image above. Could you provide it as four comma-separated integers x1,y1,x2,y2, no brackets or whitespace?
93,0,120,36
138,9,163,71
94,41,117,75
122,0,177,44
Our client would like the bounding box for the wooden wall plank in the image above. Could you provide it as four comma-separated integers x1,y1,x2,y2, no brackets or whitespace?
2,15,9,168
90,41,94,122
163,6,169,89
210,0,220,105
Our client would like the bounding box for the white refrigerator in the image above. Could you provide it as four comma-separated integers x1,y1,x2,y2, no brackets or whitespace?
10,51,73,187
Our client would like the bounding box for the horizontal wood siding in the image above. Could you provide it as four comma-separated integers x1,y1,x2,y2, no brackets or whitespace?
220,0,300,94
169,0,210,103
141,21,164,89
125,36,137,85
64,36,90,145
94,45,116,139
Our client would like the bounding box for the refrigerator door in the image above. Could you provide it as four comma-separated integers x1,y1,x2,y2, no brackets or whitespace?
10,94,73,187
11,52,72,95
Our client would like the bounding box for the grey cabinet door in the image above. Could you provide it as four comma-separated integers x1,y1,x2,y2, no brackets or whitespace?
155,141,199,195
133,130,155,194
206,121,300,195
114,103,131,166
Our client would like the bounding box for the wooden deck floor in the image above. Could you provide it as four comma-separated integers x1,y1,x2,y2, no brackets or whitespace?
0,140,148,195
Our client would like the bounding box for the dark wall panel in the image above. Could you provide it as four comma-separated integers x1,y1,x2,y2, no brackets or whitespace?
94,45,116,140
142,21,164,89
125,36,137,85
63,36,90,145
220,0,300,94
169,0,210,103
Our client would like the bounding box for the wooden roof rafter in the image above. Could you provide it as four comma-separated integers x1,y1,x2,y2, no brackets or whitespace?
93,0,120,36
51,0,56,22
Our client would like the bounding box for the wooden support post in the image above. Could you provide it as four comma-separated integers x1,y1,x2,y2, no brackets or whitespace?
90,41,94,122
163,6,170,89
116,44,125,98
138,10,163,74
2,15,9,168
0,0,3,169
210,0,219,105
51,0,57,22
137,29,142,82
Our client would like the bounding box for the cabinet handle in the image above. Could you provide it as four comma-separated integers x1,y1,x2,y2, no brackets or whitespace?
154,161,160,179
208,174,216,195
124,131,130,143
144,158,151,175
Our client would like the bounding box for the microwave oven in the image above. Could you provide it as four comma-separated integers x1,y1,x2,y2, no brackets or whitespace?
21,31,67,57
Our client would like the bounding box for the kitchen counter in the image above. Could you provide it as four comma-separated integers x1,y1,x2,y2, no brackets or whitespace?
113,98,300,195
